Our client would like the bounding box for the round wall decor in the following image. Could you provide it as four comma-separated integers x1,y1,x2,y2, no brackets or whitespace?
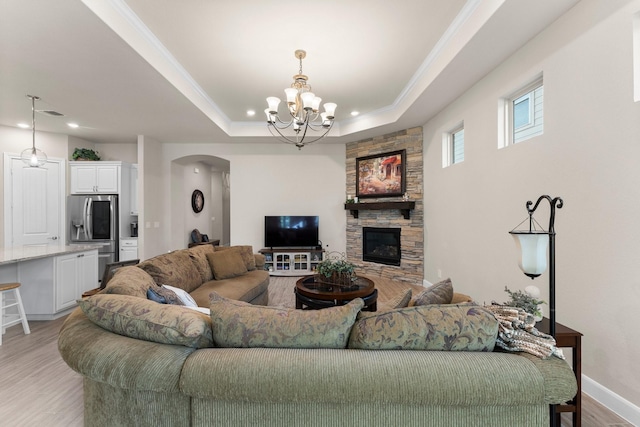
191,189,204,213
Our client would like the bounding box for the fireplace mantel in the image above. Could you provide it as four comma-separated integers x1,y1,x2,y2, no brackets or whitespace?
344,201,416,219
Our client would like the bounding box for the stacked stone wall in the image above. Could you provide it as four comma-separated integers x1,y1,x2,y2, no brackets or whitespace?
345,127,423,285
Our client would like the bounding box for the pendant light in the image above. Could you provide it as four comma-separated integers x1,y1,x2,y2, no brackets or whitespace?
20,95,48,168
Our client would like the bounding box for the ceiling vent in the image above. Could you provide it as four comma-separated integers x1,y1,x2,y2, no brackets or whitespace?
36,109,65,117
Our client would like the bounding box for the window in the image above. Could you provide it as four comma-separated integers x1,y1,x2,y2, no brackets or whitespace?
634,11,640,102
499,75,543,148
442,123,464,167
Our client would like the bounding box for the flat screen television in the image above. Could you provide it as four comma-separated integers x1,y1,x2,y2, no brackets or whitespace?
264,216,319,248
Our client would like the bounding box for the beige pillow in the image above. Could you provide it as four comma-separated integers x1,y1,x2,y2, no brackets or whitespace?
79,294,214,348
188,244,215,282
103,266,156,298
215,245,256,271
411,278,453,306
209,292,364,348
207,250,248,280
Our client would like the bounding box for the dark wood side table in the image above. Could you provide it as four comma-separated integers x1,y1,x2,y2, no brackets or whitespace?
188,239,220,248
295,275,378,311
537,318,583,427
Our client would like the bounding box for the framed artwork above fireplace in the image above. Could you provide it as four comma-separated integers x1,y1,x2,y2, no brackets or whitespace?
356,150,406,198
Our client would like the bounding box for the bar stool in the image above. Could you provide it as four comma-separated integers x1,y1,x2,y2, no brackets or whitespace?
0,282,31,345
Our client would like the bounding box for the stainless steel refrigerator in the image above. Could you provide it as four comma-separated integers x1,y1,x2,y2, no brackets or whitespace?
68,194,118,282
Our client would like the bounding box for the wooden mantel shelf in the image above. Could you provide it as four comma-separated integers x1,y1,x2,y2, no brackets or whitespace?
344,201,416,219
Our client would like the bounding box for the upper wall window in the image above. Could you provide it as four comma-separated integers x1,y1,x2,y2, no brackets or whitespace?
634,11,640,102
499,75,544,148
442,123,464,167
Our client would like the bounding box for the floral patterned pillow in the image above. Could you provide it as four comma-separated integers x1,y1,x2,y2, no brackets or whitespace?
209,292,363,348
79,294,214,348
348,304,498,351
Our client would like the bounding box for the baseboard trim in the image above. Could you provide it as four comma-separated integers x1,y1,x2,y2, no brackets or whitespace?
583,375,640,425
422,279,433,287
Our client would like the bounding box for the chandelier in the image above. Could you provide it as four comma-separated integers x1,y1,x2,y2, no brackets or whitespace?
20,95,48,168
265,50,337,149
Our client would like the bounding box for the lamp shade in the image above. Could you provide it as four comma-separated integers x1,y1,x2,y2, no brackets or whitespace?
510,231,549,278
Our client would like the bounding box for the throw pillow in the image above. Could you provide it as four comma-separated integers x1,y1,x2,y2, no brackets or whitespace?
214,245,257,271
206,250,248,280
348,304,498,351
188,244,215,282
103,266,156,298
146,286,184,305
411,278,453,306
162,284,198,307
137,250,202,293
78,294,214,348
209,292,364,348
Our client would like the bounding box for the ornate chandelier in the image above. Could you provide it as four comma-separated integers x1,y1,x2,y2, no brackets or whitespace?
265,50,337,149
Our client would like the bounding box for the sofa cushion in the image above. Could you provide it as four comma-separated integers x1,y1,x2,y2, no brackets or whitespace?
190,270,269,306
215,245,256,271
209,292,363,349
103,266,156,298
188,244,215,282
206,250,248,280
78,294,214,348
348,304,498,351
146,286,184,305
410,278,453,306
137,249,202,293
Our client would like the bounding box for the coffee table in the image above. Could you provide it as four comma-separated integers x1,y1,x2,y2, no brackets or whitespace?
295,275,378,311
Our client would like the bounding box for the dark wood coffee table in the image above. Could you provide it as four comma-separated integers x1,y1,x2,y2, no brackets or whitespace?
295,275,378,311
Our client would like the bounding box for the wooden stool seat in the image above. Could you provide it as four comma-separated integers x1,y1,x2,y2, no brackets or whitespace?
1,282,30,346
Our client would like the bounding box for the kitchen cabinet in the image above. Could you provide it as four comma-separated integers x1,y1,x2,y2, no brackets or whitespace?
5,247,99,320
70,161,120,194
55,250,98,311
119,238,138,262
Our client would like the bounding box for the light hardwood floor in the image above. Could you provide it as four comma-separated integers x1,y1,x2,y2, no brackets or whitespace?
0,276,632,426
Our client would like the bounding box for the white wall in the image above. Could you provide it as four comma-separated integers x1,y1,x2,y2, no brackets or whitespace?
423,0,640,416
159,142,346,255
137,135,165,259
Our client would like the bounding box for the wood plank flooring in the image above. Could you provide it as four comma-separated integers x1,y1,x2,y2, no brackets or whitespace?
0,275,632,426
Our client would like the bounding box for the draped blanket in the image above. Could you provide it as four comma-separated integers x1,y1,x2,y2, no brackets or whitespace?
485,305,564,360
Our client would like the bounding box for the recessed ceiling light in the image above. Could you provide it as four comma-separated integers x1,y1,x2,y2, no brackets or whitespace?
67,122,79,128
246,110,256,117
351,111,360,116
17,123,29,129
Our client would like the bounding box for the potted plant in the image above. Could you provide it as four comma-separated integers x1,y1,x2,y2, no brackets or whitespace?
315,254,357,287
503,286,545,320
72,148,100,161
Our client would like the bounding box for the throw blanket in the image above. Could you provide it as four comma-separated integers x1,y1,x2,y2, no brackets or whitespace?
485,305,564,360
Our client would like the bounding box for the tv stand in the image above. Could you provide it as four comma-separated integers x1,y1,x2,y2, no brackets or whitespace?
259,248,324,276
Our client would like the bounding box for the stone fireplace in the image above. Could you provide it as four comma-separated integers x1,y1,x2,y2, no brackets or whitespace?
363,227,401,266
345,127,424,285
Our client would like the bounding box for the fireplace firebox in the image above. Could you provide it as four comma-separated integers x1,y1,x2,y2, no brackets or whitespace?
362,227,401,266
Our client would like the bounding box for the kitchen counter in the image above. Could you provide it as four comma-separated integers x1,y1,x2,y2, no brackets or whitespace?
0,244,101,320
0,244,103,266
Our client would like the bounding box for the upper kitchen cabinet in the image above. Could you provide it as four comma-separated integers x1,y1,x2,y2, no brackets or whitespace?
70,161,122,194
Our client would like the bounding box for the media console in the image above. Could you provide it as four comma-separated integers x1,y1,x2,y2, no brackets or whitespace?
259,248,324,276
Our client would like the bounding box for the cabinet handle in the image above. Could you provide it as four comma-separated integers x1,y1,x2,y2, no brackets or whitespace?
77,254,85,258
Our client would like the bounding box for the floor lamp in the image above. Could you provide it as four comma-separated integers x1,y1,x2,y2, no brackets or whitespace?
509,195,563,427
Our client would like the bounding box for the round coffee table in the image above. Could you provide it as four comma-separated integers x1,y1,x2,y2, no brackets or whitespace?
295,275,378,311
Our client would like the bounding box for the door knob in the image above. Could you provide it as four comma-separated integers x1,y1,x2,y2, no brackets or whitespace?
48,236,58,240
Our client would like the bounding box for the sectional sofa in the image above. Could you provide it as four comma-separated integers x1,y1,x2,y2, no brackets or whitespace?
58,244,577,426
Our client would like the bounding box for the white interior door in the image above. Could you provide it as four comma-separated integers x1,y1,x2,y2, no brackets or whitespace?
3,154,65,246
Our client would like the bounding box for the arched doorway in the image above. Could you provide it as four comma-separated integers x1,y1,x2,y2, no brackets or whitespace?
170,155,230,249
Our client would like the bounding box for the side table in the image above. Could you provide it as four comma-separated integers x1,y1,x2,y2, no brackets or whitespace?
537,318,583,427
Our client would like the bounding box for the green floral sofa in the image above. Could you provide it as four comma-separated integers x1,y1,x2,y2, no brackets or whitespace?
58,262,577,427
